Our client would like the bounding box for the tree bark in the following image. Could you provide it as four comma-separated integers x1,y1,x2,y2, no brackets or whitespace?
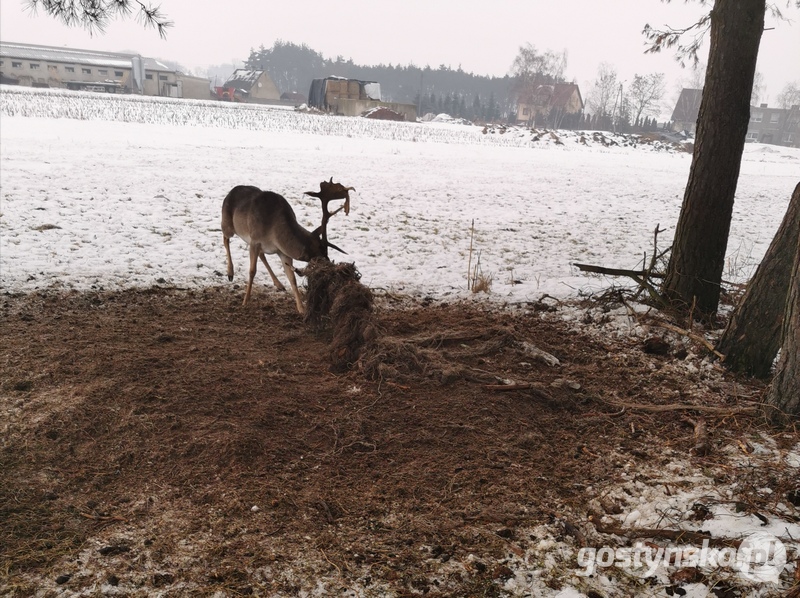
716,183,800,377
661,0,766,317
763,228,800,425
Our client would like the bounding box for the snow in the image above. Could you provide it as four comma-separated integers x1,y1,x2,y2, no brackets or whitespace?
1,86,798,301
1,87,799,597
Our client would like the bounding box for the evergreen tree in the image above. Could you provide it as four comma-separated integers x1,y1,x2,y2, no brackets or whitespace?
472,94,482,121
244,41,513,108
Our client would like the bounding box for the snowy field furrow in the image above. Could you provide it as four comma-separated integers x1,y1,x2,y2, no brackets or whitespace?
1,87,798,301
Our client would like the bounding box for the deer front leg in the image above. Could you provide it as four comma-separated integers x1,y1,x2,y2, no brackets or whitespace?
223,235,234,282
279,254,305,314
259,252,286,292
243,243,259,305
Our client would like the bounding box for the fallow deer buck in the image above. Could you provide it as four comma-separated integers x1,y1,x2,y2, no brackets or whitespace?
221,180,354,313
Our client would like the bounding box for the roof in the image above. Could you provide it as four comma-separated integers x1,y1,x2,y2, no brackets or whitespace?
0,41,172,72
223,69,265,92
671,88,703,123
551,83,582,110
523,83,583,110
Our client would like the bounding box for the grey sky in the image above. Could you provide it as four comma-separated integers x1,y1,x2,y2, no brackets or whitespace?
1,0,798,104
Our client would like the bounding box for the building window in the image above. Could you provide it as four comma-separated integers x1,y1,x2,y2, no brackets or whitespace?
745,131,759,142
783,133,795,143
145,74,153,80
770,113,780,124
98,69,108,75
751,111,763,122
158,74,168,81
12,61,22,68
48,65,58,72
65,66,75,73
30,63,40,69
114,70,123,76
82,67,91,74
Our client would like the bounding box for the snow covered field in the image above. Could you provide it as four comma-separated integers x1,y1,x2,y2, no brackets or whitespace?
1,86,798,301
2,87,800,598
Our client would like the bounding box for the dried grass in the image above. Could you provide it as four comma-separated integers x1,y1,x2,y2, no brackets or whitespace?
303,259,377,372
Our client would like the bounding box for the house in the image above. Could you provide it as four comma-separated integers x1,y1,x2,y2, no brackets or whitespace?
308,77,417,121
516,83,583,128
669,88,703,134
670,87,800,147
222,69,280,103
0,41,211,99
747,103,800,147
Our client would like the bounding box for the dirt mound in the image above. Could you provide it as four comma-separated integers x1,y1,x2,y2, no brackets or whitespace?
362,107,406,121
0,287,789,596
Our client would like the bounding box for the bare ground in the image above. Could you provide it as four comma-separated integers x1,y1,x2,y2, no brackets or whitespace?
1,286,797,597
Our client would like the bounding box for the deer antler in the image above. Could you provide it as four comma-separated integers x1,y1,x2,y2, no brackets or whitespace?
304,178,355,248
306,177,355,215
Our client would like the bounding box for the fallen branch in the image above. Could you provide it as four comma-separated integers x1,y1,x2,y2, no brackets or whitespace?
593,395,758,415
648,320,725,360
574,263,665,279
594,524,741,549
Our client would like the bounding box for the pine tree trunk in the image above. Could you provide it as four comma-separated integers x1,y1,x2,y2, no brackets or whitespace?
763,231,800,425
661,0,766,317
716,183,800,377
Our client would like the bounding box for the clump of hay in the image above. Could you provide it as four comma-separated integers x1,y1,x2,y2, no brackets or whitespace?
303,259,377,372
358,338,429,381
302,259,516,381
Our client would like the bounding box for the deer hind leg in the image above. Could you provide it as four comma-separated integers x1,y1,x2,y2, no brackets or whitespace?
279,254,305,314
258,252,286,292
223,235,234,282
243,243,260,305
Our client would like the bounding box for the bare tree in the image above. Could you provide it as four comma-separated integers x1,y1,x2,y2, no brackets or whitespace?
776,81,800,108
586,63,619,118
751,71,765,105
682,61,707,90
510,44,567,124
510,44,567,92
26,0,172,37
627,73,667,125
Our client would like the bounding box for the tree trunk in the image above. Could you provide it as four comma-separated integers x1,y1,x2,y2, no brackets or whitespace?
763,229,800,425
716,183,800,377
661,0,766,318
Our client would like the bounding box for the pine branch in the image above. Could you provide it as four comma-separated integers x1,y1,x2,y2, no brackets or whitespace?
642,13,712,69
27,0,172,38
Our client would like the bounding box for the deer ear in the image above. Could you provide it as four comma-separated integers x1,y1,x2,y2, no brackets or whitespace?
326,240,347,255
305,191,321,198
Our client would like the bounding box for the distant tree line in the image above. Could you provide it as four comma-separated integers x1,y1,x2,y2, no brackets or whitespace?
245,41,674,131
245,41,515,121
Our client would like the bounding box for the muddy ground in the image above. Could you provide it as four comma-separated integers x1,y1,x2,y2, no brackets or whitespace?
0,285,796,597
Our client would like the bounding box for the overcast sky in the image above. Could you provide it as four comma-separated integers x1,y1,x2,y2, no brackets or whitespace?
1,0,798,104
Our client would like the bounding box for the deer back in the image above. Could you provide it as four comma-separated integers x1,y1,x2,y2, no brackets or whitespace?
221,186,326,261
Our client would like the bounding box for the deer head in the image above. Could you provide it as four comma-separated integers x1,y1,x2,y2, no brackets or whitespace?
304,177,355,253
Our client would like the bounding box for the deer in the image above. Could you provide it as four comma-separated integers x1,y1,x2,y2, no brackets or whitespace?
221,179,355,313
